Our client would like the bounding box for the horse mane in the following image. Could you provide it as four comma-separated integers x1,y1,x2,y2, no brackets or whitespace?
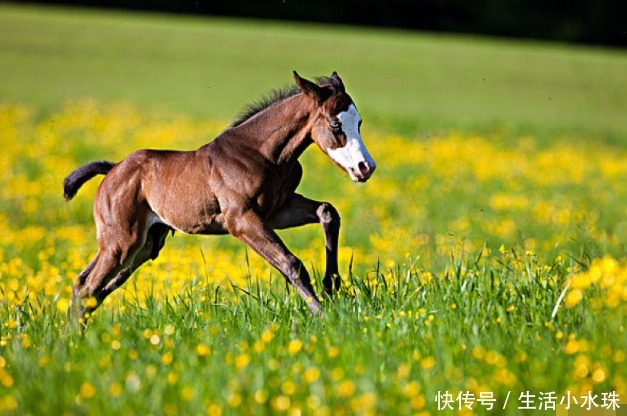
229,76,331,128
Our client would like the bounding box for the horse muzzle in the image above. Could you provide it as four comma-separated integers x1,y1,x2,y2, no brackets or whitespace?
350,160,376,182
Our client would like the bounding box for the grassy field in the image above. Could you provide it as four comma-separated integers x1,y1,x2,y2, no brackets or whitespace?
2,4,627,140
1,4,626,415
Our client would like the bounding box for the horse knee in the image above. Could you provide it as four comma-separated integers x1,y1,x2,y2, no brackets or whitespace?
317,203,340,228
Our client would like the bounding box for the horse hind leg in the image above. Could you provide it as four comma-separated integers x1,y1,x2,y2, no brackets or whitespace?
72,248,129,322
70,254,99,321
71,223,171,322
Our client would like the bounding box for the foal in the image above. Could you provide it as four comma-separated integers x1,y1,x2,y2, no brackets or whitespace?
64,71,376,320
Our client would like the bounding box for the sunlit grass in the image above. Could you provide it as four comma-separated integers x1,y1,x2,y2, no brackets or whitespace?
0,102,625,414
2,3,627,140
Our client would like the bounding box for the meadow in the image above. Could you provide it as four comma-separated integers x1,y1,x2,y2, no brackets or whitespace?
1,4,626,415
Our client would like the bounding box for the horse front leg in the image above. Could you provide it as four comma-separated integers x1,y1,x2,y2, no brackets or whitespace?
269,194,342,295
227,208,322,314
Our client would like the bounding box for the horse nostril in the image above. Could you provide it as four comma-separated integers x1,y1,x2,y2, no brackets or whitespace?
357,161,370,176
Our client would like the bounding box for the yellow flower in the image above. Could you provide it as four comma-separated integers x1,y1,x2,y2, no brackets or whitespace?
272,395,291,412
181,385,195,401
564,339,580,355
592,368,606,383
161,352,174,366
564,289,583,308
302,366,320,384
82,297,98,309
337,380,356,397
420,357,436,370
235,354,250,370
328,346,340,358
254,389,268,404
281,380,296,395
287,339,303,355
260,329,273,343
80,382,96,399
109,383,123,397
56,297,70,314
196,344,211,357
0,369,14,388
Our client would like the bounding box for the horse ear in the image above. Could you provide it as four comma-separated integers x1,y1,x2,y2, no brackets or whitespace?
329,71,345,93
293,71,324,103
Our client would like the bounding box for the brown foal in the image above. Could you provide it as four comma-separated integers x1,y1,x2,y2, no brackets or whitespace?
64,71,376,320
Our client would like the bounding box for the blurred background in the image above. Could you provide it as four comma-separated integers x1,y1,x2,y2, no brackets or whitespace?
11,0,627,46
2,0,627,142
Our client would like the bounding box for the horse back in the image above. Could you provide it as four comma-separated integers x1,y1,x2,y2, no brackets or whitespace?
96,148,225,235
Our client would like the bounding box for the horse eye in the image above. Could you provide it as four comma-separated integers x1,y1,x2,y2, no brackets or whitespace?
329,120,342,130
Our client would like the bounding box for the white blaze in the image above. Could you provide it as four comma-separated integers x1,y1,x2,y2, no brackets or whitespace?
327,104,376,182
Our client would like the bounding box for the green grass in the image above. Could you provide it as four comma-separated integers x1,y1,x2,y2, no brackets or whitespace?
1,3,627,140
4,252,624,415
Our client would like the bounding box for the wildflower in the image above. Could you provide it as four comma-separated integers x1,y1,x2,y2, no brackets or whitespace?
235,354,250,370
164,325,175,336
307,395,321,410
0,369,14,388
167,371,179,385
161,352,174,366
281,380,297,395
287,339,303,355
564,289,583,308
592,368,606,383
196,344,211,357
181,385,195,401
272,395,291,412
80,382,96,399
149,334,161,346
82,297,98,309
260,329,273,343
207,403,222,416
109,382,123,397
254,389,268,404
302,367,320,384
565,338,582,355
420,357,436,370
56,297,70,314
337,380,356,397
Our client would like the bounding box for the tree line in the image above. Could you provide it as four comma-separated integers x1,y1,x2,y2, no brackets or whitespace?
19,0,627,46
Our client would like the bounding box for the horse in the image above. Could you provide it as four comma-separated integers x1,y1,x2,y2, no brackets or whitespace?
64,71,376,321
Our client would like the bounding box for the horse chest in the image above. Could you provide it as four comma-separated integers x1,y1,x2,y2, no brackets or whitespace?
257,163,301,217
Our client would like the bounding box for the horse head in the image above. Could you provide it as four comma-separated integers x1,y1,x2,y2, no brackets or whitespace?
294,71,376,183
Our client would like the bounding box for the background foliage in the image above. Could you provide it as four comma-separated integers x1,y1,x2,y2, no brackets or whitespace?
9,0,627,46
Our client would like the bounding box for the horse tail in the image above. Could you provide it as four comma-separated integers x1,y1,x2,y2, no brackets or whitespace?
64,161,116,201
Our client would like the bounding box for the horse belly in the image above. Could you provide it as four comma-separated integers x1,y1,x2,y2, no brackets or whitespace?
154,195,226,235
140,167,225,236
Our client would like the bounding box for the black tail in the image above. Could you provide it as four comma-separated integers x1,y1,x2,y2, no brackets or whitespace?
63,161,116,201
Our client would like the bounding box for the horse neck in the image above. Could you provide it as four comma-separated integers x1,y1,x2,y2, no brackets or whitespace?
229,94,315,165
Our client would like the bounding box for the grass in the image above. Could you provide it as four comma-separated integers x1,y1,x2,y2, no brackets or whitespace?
2,3,627,140
0,3,626,415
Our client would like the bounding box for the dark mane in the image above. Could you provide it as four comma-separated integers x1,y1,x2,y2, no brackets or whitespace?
230,76,331,128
